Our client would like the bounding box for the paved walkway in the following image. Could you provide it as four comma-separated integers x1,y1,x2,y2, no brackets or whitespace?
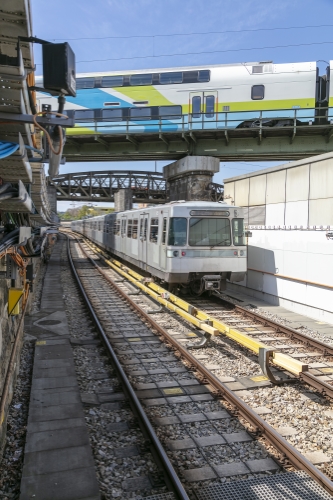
225,286,333,338
20,236,100,500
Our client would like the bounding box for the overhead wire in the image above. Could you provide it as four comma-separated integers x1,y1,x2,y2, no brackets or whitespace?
35,40,333,66
51,23,333,41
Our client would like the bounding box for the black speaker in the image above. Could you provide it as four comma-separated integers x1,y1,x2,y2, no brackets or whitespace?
42,42,76,97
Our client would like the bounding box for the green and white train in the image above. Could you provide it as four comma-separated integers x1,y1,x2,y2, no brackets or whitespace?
37,59,333,134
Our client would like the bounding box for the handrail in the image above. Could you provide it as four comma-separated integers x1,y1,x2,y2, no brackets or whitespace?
247,267,333,290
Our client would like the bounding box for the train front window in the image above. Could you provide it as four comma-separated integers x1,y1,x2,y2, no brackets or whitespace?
189,218,231,246
168,218,187,246
232,219,245,246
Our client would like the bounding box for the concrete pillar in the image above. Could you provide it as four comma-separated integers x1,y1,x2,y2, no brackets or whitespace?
47,185,57,213
114,188,133,212
163,156,220,202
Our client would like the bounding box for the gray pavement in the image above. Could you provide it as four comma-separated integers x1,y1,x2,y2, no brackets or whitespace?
20,237,100,500
225,287,333,338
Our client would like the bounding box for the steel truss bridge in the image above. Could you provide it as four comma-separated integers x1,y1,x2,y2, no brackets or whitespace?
51,170,224,204
63,111,333,162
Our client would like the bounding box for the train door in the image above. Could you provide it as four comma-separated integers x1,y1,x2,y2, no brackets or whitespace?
189,91,218,130
159,213,169,269
139,213,149,268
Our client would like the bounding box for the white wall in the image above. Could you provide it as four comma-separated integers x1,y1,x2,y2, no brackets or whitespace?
224,152,333,322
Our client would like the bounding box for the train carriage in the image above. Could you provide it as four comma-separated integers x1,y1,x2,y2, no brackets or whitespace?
37,59,333,134
72,200,247,294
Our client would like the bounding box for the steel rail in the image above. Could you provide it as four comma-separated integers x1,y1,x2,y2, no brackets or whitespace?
66,234,189,500
230,302,333,356
70,233,333,496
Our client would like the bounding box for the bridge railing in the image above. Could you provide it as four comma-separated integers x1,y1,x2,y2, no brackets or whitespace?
65,107,332,136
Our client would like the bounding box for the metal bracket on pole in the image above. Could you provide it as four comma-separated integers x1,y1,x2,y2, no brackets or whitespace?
258,348,285,385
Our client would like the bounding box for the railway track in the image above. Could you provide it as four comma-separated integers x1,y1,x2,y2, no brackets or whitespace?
65,230,333,498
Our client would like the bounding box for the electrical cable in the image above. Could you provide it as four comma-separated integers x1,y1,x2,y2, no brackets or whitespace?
0,142,19,159
32,111,68,155
51,22,333,42
71,40,333,65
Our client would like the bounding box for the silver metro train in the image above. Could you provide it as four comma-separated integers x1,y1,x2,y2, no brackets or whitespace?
71,200,247,294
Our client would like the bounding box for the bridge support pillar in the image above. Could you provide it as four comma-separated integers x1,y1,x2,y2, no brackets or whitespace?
114,188,133,212
163,156,219,202
47,185,57,214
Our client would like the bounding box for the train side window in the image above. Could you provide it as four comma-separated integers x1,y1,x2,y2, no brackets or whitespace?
192,96,201,118
159,72,183,84
101,75,124,87
150,218,159,243
198,70,210,82
121,219,126,236
76,77,95,89
102,109,123,121
205,95,215,118
251,85,265,100
114,220,120,236
159,106,182,120
168,218,187,246
161,218,168,244
144,219,148,240
132,219,138,239
75,110,95,121
232,219,246,246
130,74,153,86
129,107,152,120
127,220,133,238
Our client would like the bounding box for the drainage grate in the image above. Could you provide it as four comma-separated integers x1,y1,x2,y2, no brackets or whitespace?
145,493,176,500
194,472,331,500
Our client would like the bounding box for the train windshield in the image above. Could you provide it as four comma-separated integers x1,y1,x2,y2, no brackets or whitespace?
168,218,187,246
232,219,246,246
189,218,231,246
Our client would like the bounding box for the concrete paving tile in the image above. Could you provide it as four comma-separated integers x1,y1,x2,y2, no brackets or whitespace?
166,438,196,450
25,427,90,453
218,376,236,383
30,391,81,408
246,458,279,472
213,462,250,477
134,382,157,390
166,396,192,404
194,434,226,447
224,382,246,391
106,422,129,432
135,389,162,399
27,418,86,434
185,385,210,395
275,426,298,437
254,407,272,415
182,466,216,482
153,416,180,426
122,476,151,491
114,446,140,458
22,445,95,476
223,431,253,443
303,451,331,464
28,403,84,422
179,379,199,386
98,392,126,402
190,394,214,402
33,365,77,378
178,413,207,423
32,377,78,391
81,393,99,405
20,466,100,500
34,358,73,369
142,398,167,406
324,410,333,417
204,410,230,420
156,380,179,388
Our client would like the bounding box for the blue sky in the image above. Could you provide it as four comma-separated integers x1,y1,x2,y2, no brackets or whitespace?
31,0,333,209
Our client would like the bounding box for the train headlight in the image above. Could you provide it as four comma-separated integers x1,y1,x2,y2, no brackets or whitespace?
173,250,179,257
240,250,244,256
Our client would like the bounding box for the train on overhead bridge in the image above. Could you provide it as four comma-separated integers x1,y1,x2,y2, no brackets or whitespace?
37,59,333,134
71,200,247,295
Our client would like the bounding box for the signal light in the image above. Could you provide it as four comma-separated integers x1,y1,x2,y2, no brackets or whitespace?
181,251,186,256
